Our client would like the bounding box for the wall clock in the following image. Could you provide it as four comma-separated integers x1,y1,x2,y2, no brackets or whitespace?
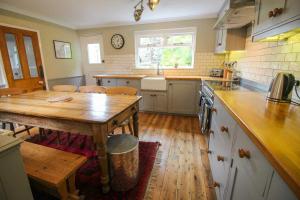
111,34,125,49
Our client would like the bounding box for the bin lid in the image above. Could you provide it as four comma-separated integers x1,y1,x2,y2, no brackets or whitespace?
107,134,139,154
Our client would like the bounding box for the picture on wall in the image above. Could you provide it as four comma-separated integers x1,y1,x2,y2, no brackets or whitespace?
53,40,72,59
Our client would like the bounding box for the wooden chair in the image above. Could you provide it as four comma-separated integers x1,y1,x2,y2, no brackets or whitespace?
79,85,106,93
50,85,77,143
52,85,77,92
0,88,32,137
106,86,138,135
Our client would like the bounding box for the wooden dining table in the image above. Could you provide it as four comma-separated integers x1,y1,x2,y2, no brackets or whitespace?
0,90,141,193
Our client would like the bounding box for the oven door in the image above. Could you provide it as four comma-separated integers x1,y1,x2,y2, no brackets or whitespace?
200,97,213,134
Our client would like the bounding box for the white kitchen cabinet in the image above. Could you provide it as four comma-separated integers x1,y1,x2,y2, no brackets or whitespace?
140,91,167,112
266,171,297,200
253,0,300,41
226,125,273,200
215,28,247,54
116,79,140,89
167,80,198,115
0,135,33,200
101,78,117,86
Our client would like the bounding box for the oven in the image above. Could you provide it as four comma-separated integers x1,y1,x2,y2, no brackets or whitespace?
199,83,214,134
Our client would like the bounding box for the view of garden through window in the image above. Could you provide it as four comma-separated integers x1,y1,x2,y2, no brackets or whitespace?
136,30,195,69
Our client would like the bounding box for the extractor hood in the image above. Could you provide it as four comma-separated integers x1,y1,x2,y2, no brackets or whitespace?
214,0,255,29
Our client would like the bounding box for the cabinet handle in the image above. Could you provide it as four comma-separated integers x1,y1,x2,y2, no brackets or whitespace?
169,83,173,86
207,150,212,154
108,80,111,83
126,81,130,84
218,43,222,46
112,119,118,126
209,130,214,135
211,108,217,113
208,181,220,188
238,149,251,159
268,10,274,18
220,126,228,133
217,155,225,162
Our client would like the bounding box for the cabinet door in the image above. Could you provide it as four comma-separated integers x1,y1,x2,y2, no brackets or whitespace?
101,78,116,86
227,125,273,200
168,81,197,114
254,0,300,34
215,29,227,53
140,92,154,111
266,171,297,200
154,92,167,112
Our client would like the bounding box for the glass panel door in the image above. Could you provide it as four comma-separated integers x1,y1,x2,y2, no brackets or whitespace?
23,36,38,77
5,33,23,80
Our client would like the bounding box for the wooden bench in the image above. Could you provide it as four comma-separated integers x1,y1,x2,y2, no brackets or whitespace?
20,141,87,200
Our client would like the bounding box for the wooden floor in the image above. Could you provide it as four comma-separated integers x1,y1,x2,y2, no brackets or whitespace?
136,113,214,200
20,112,215,200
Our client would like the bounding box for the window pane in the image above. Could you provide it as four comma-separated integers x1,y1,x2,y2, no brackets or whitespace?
167,34,193,45
160,47,193,68
5,33,23,80
140,37,163,46
137,47,161,67
87,43,101,64
23,36,38,78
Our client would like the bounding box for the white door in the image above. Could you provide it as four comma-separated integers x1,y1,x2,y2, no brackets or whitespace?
80,35,104,85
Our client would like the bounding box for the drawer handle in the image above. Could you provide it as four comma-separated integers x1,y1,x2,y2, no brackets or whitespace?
211,108,217,113
208,181,220,188
220,126,228,133
209,130,214,135
217,155,224,162
126,81,130,84
238,149,251,159
169,83,173,86
207,150,212,154
269,8,283,17
108,80,111,83
112,119,118,126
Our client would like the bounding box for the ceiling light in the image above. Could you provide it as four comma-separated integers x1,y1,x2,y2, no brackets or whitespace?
134,0,160,22
148,0,160,11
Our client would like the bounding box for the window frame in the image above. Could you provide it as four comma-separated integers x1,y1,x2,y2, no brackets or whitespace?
134,27,197,69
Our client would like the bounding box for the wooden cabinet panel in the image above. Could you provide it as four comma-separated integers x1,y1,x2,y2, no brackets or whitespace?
101,78,117,86
140,91,154,111
167,81,197,114
266,171,297,200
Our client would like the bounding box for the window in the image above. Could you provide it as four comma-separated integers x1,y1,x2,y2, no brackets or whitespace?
87,43,102,64
135,28,196,69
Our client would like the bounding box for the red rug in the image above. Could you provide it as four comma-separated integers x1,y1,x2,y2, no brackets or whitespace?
27,130,160,200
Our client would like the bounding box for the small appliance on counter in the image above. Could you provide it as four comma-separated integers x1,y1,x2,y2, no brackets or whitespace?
267,72,299,104
209,68,224,77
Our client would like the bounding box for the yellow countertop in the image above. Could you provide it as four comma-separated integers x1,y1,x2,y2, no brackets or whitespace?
214,90,300,198
93,74,229,81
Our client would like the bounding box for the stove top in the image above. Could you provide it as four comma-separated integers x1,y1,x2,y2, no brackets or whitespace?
204,80,240,91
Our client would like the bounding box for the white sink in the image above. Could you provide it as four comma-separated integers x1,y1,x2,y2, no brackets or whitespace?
141,76,167,91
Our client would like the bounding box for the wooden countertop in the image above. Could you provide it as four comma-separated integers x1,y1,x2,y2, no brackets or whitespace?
93,74,147,79
0,90,141,124
93,74,229,81
214,90,300,198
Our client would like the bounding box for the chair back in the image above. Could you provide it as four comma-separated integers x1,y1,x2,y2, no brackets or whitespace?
0,88,27,97
52,85,77,92
79,86,106,93
106,86,138,96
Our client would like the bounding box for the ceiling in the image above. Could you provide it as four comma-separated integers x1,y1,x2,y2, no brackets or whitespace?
0,0,225,29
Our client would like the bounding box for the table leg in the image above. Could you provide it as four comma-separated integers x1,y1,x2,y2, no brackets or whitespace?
92,124,110,193
57,182,69,200
67,174,80,200
133,111,139,138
